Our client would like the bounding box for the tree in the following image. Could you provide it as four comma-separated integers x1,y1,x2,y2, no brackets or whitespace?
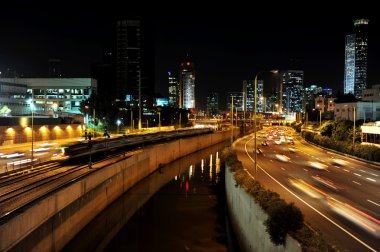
320,121,334,137
332,120,353,141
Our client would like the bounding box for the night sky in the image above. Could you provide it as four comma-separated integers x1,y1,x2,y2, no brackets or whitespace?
0,2,378,109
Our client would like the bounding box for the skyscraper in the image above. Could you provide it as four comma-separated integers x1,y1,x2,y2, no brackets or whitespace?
206,92,219,116
179,58,195,109
281,70,304,113
344,18,369,99
115,17,154,110
116,19,141,102
344,34,356,95
243,79,263,112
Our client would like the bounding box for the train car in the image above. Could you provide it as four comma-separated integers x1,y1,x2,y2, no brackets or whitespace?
57,128,214,161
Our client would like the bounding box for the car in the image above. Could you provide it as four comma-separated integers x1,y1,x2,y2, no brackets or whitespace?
1,152,25,159
307,161,328,170
276,154,290,162
331,158,348,166
288,147,297,152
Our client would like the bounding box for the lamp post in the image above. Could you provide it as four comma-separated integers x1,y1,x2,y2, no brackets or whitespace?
158,111,161,131
138,69,142,131
117,119,121,135
254,74,259,178
130,110,133,133
230,95,234,144
353,106,356,148
29,93,34,167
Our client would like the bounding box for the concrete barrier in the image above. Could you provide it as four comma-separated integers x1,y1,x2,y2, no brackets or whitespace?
0,130,236,251
225,165,301,252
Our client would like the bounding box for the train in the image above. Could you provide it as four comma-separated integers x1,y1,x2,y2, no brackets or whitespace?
57,128,214,161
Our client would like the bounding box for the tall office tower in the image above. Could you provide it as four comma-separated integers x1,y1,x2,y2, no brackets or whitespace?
168,71,178,107
206,92,219,116
116,19,141,103
344,18,369,99
281,70,304,113
243,79,263,112
227,92,244,112
48,59,62,77
344,34,356,95
179,58,195,109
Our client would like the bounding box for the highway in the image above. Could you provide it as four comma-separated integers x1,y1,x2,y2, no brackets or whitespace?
235,126,380,251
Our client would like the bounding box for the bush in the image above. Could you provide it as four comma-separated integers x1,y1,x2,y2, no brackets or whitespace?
265,202,304,246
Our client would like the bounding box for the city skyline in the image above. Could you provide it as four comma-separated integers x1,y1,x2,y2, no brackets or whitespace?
0,3,379,109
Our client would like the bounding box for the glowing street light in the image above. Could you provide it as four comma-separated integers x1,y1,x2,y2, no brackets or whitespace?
117,119,121,134
158,112,161,130
28,95,35,167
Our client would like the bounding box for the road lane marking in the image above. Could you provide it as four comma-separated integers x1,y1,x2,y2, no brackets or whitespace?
343,169,350,172
303,168,308,172
366,178,376,182
243,137,377,252
367,200,380,207
354,173,362,177
369,173,378,177
281,167,285,171
352,181,362,186
334,166,340,169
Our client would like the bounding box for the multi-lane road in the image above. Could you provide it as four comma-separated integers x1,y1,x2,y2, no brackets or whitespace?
235,127,380,251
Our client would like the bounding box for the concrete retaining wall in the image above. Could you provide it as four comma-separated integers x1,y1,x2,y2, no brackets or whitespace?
0,129,236,251
225,166,301,252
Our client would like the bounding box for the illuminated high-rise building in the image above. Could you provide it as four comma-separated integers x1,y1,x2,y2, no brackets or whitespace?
281,70,304,113
116,19,141,102
206,92,219,116
179,58,195,109
243,79,263,112
227,92,244,112
344,18,369,99
115,17,154,110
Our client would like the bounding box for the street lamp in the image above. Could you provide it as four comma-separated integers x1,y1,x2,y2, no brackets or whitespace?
130,110,133,133
158,111,161,131
29,96,35,167
353,106,356,148
117,119,121,135
230,95,234,144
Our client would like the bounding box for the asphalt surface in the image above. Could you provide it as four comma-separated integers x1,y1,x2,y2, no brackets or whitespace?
234,127,380,252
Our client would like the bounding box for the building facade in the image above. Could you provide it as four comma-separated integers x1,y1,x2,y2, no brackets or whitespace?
314,96,335,113
362,84,380,102
334,101,380,121
168,71,178,107
0,78,96,116
0,81,27,115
